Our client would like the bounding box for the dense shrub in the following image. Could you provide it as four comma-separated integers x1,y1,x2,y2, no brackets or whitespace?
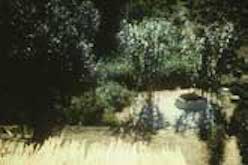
96,81,136,113
96,57,134,86
65,92,103,125
65,82,136,125
97,81,136,126
102,112,120,126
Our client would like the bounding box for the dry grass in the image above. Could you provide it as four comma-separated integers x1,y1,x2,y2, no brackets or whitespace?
151,130,209,165
0,137,187,165
223,136,242,165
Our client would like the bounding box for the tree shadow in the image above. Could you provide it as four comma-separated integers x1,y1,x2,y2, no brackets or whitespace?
228,82,248,165
111,93,165,143
204,103,226,165
174,93,227,165
174,93,213,134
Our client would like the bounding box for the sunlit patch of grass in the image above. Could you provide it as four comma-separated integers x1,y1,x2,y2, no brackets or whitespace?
0,137,186,165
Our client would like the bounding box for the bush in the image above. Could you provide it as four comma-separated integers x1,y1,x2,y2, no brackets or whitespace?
65,82,136,126
65,92,103,125
96,81,136,113
102,112,120,126
96,56,134,83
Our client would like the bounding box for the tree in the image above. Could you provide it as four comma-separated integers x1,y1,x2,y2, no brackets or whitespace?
0,0,98,143
186,0,248,91
189,1,248,164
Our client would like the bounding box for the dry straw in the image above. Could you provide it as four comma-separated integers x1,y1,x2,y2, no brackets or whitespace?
0,138,187,165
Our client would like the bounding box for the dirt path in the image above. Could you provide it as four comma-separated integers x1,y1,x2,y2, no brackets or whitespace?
123,88,211,131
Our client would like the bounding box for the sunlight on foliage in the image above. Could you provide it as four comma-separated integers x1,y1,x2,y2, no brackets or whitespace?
119,18,202,85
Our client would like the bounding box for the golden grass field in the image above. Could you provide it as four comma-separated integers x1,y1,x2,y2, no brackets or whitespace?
0,136,187,165
0,125,242,165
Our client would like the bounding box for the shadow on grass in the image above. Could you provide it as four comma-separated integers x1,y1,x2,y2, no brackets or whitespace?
111,94,165,143
228,82,248,165
173,93,227,165
201,103,226,165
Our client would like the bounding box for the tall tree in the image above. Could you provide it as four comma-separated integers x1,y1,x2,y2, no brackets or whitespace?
0,0,98,143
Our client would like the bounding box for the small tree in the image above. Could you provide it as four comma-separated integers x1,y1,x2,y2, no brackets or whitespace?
198,22,238,92
119,18,202,90
118,18,203,138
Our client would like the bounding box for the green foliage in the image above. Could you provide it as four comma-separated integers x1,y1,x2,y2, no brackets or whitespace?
0,0,99,97
119,18,202,88
198,21,239,90
102,112,120,126
66,92,103,125
96,56,134,84
46,0,99,86
96,81,136,113
189,0,247,90
0,0,99,141
3,0,99,90
191,0,248,32
65,82,135,125
127,0,186,20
